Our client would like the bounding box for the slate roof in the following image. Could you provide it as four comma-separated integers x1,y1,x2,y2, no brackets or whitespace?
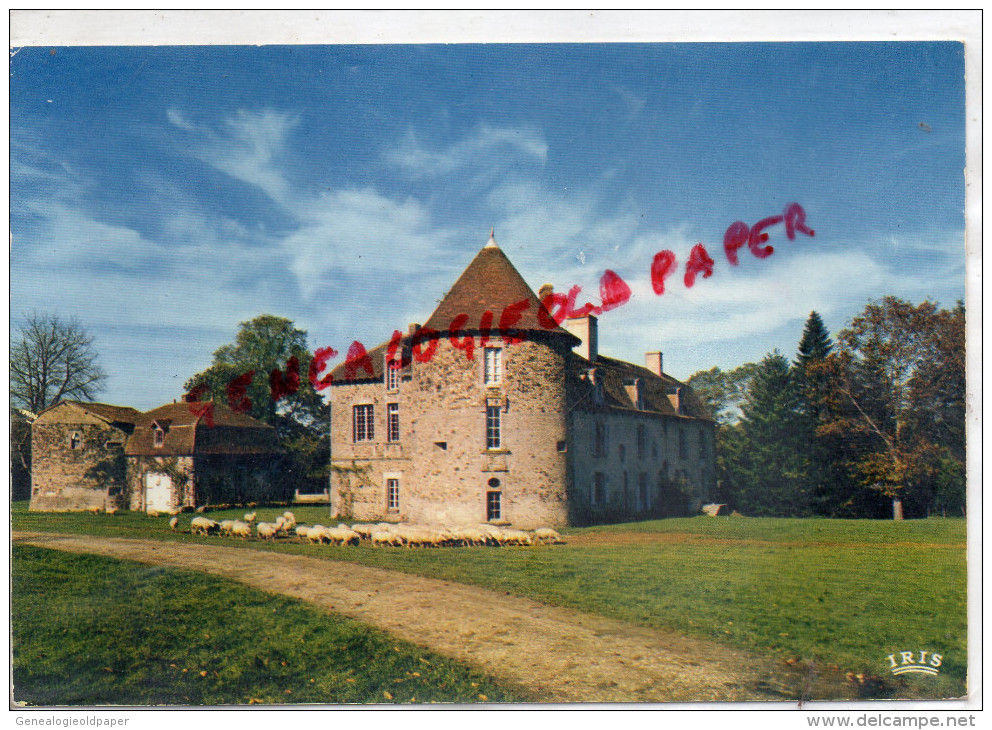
125,401,281,457
565,352,714,421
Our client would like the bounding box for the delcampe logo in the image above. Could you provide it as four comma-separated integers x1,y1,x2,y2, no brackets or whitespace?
886,650,943,676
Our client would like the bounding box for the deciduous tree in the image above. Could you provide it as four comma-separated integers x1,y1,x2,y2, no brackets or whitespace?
184,315,329,491
819,297,966,518
9,313,107,413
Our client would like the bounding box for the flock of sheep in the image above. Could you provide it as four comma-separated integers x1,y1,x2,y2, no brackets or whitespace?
178,510,565,548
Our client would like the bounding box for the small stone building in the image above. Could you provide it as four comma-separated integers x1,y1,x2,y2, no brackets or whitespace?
29,401,141,511
29,399,281,512
329,233,716,528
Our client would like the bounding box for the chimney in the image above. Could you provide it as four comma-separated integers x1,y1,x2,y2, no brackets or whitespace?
538,283,554,301
645,351,663,376
408,322,421,335
564,314,598,362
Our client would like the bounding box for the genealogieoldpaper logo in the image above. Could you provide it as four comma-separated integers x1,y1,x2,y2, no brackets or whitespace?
887,650,943,676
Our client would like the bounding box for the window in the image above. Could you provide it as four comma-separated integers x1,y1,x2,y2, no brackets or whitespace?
484,347,502,385
69,432,82,450
556,440,567,453
153,428,164,448
623,472,630,507
637,425,647,460
486,491,502,521
353,404,374,442
638,473,649,511
385,356,400,391
593,422,607,457
486,404,502,449
387,478,400,511
387,403,400,442
592,473,606,506
434,441,447,451
679,430,687,460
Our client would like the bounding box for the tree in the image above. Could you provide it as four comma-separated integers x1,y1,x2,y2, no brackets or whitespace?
719,351,814,516
795,311,834,373
686,362,759,425
184,314,329,491
9,313,107,413
818,297,966,518
792,311,844,515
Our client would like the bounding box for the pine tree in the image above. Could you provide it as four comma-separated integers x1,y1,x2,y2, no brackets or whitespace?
796,311,833,372
793,311,843,515
721,351,813,516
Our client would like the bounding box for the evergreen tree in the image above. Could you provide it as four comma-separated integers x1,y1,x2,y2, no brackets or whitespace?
720,351,813,516
793,311,845,515
796,311,833,372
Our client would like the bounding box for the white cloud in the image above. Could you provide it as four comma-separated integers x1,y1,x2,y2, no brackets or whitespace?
386,124,548,178
166,108,193,130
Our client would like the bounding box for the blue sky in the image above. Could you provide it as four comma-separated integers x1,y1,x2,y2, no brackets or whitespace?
10,43,966,410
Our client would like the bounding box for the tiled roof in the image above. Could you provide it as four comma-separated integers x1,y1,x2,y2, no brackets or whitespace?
36,400,142,424
331,237,579,384
125,401,280,456
423,240,578,342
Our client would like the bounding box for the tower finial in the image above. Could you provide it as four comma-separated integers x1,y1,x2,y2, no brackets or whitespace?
485,227,498,249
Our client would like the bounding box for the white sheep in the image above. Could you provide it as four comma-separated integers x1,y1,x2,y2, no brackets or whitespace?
243,512,257,524
371,530,404,547
533,527,564,544
325,527,361,546
307,525,330,545
218,519,236,536
190,516,220,536
169,516,179,531
256,522,278,541
350,524,375,540
500,528,533,546
105,507,119,515
295,525,311,540
282,511,296,522
229,520,252,540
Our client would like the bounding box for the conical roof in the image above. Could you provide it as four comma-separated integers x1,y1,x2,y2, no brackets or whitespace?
423,233,577,343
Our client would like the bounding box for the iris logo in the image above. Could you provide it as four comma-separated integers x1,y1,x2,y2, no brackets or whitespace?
886,650,942,676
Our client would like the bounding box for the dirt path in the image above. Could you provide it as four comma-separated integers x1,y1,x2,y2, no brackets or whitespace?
13,531,814,703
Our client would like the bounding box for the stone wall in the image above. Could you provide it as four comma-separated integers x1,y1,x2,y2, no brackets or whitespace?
30,421,129,511
566,408,716,524
331,336,571,528
127,455,195,512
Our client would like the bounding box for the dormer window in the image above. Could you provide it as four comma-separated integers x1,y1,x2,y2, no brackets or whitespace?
484,347,502,385
154,427,165,447
589,368,604,406
69,432,82,450
385,355,400,391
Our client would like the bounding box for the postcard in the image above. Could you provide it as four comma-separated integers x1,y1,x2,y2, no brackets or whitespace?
8,10,979,722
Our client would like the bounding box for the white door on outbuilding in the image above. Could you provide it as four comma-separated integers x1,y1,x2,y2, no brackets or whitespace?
145,472,173,512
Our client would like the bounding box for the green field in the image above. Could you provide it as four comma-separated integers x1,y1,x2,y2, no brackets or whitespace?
11,544,528,706
12,503,968,699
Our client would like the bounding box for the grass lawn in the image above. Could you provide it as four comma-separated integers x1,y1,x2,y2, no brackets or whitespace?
11,544,530,706
13,503,968,699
